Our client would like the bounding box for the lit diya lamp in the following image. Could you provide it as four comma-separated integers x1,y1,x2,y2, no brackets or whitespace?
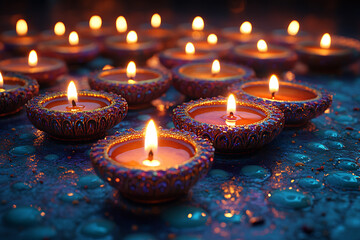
270,20,310,48
37,31,100,64
230,74,332,126
40,22,67,41
104,30,161,65
140,13,177,48
221,21,263,44
296,33,359,69
158,42,216,69
26,81,128,141
173,94,285,153
176,33,233,58
172,59,254,99
89,61,171,108
178,16,213,40
1,19,38,54
0,72,39,116
0,50,67,86
90,119,214,203
232,39,297,75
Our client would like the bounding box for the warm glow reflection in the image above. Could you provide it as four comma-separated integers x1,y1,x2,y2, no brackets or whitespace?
16,19,28,36
287,20,299,36
269,74,279,96
143,120,160,167
102,65,113,70
257,39,268,52
0,72,3,88
126,31,138,44
227,94,236,116
185,42,195,55
54,22,65,36
240,21,252,34
67,81,78,105
28,50,38,67
89,15,102,30
212,59,220,75
69,31,79,45
116,16,127,33
207,34,218,45
320,33,331,49
192,16,204,31
151,13,161,28
127,61,136,79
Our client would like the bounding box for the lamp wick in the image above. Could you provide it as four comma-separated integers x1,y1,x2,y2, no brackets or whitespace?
148,149,154,161
72,100,76,107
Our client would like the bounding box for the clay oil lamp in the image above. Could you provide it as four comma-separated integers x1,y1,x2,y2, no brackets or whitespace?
40,22,67,41
230,74,332,126
0,72,39,116
89,61,171,108
173,94,285,153
37,31,100,64
104,30,161,65
270,20,310,48
178,16,213,40
90,119,214,203
177,33,233,59
1,19,38,55
296,33,359,69
0,50,67,86
232,39,297,75
140,13,177,49
26,81,128,141
158,42,216,69
172,59,254,99
221,21,263,44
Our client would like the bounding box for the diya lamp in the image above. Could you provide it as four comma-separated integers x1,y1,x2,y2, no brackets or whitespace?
158,42,217,69
232,39,298,76
172,59,254,99
176,33,233,59
178,16,213,40
230,74,332,126
26,81,128,141
296,33,359,69
0,50,67,86
37,31,100,64
1,19,38,55
270,20,310,48
173,94,285,153
140,13,177,49
221,21,263,44
90,119,214,203
89,61,171,108
104,30,162,65
0,72,39,116
40,22,67,41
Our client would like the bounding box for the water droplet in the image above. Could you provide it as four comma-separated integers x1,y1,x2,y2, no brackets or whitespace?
334,115,357,125
20,226,57,240
322,130,340,139
11,182,31,191
327,172,360,190
80,219,116,238
209,169,230,179
3,207,42,227
241,165,270,181
307,142,329,151
325,141,345,149
44,154,59,161
216,211,242,223
298,178,322,189
59,192,82,202
78,175,104,189
162,205,208,228
336,158,359,171
123,233,158,240
269,189,312,209
288,153,311,163
19,133,36,140
10,145,35,156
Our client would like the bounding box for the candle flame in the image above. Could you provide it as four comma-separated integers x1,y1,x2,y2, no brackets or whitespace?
151,13,161,28
54,22,65,36
67,81,78,105
116,16,127,33
185,42,195,55
227,94,236,116
240,21,252,34
69,31,79,45
257,39,268,52
16,19,28,36
207,34,218,45
192,16,204,31
89,15,102,30
211,59,220,75
102,65,113,70
143,120,159,167
126,31,138,44
320,33,331,49
0,72,3,88
269,74,279,96
287,20,299,36
28,50,38,67
127,61,136,79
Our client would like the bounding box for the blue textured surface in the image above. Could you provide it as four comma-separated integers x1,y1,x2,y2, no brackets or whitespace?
1,58,360,240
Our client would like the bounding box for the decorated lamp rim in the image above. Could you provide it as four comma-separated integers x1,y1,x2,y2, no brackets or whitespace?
296,40,357,53
39,39,99,52
234,43,296,59
90,128,214,176
0,57,66,74
0,73,39,93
